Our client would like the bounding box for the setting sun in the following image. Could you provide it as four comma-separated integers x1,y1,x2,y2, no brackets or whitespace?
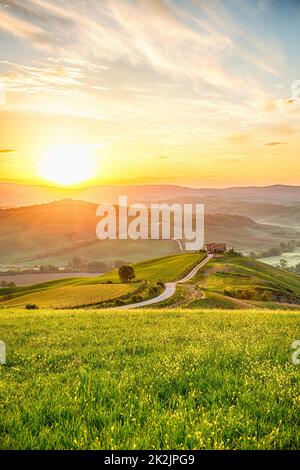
38,144,95,186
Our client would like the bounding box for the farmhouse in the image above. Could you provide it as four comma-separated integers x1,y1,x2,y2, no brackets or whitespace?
204,243,227,254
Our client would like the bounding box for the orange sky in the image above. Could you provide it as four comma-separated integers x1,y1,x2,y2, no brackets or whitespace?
0,0,300,188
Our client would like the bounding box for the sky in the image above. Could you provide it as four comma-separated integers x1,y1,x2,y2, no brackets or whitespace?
0,0,300,188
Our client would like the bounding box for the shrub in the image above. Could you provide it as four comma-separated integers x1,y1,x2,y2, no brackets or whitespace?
131,295,143,303
149,286,159,296
240,289,256,300
25,304,39,310
224,289,233,297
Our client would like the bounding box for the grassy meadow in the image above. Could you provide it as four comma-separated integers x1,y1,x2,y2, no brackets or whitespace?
0,307,299,450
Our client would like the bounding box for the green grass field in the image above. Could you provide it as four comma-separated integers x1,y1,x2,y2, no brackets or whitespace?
186,254,300,309
0,284,135,308
0,307,299,450
97,252,204,283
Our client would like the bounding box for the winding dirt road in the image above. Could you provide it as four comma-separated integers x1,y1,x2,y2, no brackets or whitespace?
118,254,213,309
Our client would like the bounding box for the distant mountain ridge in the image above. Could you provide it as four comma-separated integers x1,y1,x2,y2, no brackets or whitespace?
1,182,300,208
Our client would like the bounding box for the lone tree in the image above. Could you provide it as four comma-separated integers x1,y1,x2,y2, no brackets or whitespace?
118,265,136,283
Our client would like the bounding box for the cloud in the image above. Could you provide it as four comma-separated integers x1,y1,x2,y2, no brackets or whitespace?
47,57,109,72
0,0,76,48
277,97,298,108
0,5,43,42
0,148,16,153
0,0,264,94
0,60,83,94
0,59,108,97
264,141,288,146
193,0,282,77
0,0,296,150
276,81,300,109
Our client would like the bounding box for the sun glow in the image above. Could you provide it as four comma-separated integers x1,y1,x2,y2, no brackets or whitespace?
38,144,95,185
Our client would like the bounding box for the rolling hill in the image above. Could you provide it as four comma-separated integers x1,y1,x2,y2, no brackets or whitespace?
183,253,300,309
159,197,300,228
0,199,178,266
1,199,299,268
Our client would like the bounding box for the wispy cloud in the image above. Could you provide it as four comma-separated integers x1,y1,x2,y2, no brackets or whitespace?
0,0,76,48
0,148,16,153
47,57,109,72
0,60,84,95
0,0,276,95
0,5,43,42
0,58,109,97
193,0,283,77
264,141,288,146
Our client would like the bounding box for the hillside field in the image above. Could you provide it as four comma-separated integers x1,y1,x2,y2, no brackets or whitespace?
0,253,203,308
94,252,204,284
182,254,300,310
0,308,299,449
0,284,135,308
1,253,300,310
